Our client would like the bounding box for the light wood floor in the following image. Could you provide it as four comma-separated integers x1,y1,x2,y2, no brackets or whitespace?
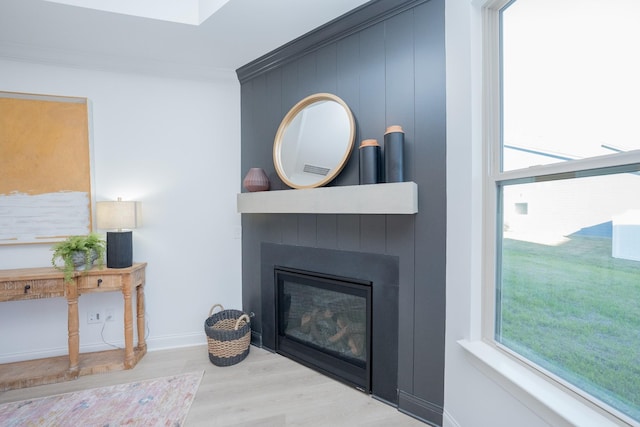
0,345,426,426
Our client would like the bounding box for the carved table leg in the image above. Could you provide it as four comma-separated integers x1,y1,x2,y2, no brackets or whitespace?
122,275,134,369
65,282,79,377
136,283,147,353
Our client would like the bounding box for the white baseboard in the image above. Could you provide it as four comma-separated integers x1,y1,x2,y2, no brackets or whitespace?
145,332,206,352
0,332,207,364
0,346,66,364
0,341,134,364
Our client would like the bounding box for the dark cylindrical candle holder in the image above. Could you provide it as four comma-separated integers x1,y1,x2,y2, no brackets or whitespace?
359,139,382,185
384,125,405,183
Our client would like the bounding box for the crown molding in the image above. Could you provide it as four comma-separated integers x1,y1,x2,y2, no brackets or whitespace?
235,0,430,84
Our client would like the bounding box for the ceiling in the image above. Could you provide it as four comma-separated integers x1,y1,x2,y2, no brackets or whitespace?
0,0,371,80
41,0,233,26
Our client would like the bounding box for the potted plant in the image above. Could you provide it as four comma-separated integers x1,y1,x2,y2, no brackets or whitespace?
51,233,106,282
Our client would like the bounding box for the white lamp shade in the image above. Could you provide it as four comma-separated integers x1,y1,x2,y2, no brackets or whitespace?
96,200,141,230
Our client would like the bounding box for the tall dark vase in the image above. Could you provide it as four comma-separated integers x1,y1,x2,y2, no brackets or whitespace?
359,139,382,185
384,125,405,183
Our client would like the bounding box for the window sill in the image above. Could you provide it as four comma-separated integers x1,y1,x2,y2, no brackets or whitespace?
458,339,628,427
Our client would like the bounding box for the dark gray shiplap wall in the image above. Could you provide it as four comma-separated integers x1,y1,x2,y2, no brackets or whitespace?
237,0,445,424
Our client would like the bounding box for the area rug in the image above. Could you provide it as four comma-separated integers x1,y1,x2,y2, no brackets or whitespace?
0,371,203,427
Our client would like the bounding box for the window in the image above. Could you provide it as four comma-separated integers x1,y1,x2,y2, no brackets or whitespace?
513,202,528,215
489,0,640,424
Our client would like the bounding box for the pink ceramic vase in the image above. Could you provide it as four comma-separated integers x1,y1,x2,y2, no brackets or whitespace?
243,168,270,192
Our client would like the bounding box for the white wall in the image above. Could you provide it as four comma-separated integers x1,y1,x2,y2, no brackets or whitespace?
0,59,242,362
443,1,551,426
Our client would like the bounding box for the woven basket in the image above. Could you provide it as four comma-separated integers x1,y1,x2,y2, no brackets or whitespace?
204,304,251,367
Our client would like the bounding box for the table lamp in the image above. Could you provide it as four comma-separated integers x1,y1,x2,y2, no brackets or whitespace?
96,197,141,268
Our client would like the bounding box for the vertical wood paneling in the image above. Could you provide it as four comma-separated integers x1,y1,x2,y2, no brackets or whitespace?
384,7,419,396
384,10,416,182
249,76,269,167
241,77,262,171
336,33,362,245
412,0,446,410
264,215,284,244
280,214,299,245
281,62,300,143
241,76,267,334
265,68,283,181
298,215,317,247
299,47,336,249
240,1,446,424
242,214,283,334
316,44,338,95
316,214,338,249
387,215,416,391
337,215,360,251
240,81,254,183
357,23,387,252
241,218,261,331
297,54,317,98
357,23,386,143
360,215,386,253
281,66,298,109
336,33,361,188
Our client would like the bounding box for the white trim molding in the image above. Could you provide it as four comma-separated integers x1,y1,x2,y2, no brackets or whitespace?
459,340,627,427
463,0,640,426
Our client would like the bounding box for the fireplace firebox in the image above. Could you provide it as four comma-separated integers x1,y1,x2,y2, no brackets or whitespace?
276,267,372,392
261,243,399,405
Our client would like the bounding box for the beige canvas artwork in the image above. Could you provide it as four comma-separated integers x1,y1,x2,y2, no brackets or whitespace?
0,91,92,244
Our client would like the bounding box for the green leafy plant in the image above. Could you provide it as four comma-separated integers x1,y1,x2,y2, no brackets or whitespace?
51,233,106,282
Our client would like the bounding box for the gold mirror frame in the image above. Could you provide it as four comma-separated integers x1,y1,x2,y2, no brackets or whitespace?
273,93,356,189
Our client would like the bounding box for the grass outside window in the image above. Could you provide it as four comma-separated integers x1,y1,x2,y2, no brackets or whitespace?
498,235,640,421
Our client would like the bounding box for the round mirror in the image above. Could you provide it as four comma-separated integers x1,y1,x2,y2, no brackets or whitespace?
273,93,356,189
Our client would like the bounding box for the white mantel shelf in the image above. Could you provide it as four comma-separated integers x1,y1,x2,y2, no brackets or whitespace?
237,181,418,214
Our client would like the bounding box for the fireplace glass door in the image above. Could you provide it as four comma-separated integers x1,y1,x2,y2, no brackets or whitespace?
275,267,372,392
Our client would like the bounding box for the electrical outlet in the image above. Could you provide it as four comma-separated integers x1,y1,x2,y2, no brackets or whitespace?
88,311,102,324
105,308,115,322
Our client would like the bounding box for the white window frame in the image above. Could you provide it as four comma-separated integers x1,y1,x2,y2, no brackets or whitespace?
459,1,640,426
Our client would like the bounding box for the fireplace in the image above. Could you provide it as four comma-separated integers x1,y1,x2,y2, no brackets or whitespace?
276,267,372,392
261,243,399,405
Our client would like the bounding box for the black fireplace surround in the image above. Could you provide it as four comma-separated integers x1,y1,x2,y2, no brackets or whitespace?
261,243,399,405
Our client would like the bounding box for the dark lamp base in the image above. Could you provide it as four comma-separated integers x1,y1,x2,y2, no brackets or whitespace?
106,231,133,268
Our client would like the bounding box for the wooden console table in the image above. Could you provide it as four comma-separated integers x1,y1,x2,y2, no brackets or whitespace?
0,262,147,391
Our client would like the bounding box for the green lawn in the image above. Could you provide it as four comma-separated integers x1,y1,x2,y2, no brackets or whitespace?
499,236,640,420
